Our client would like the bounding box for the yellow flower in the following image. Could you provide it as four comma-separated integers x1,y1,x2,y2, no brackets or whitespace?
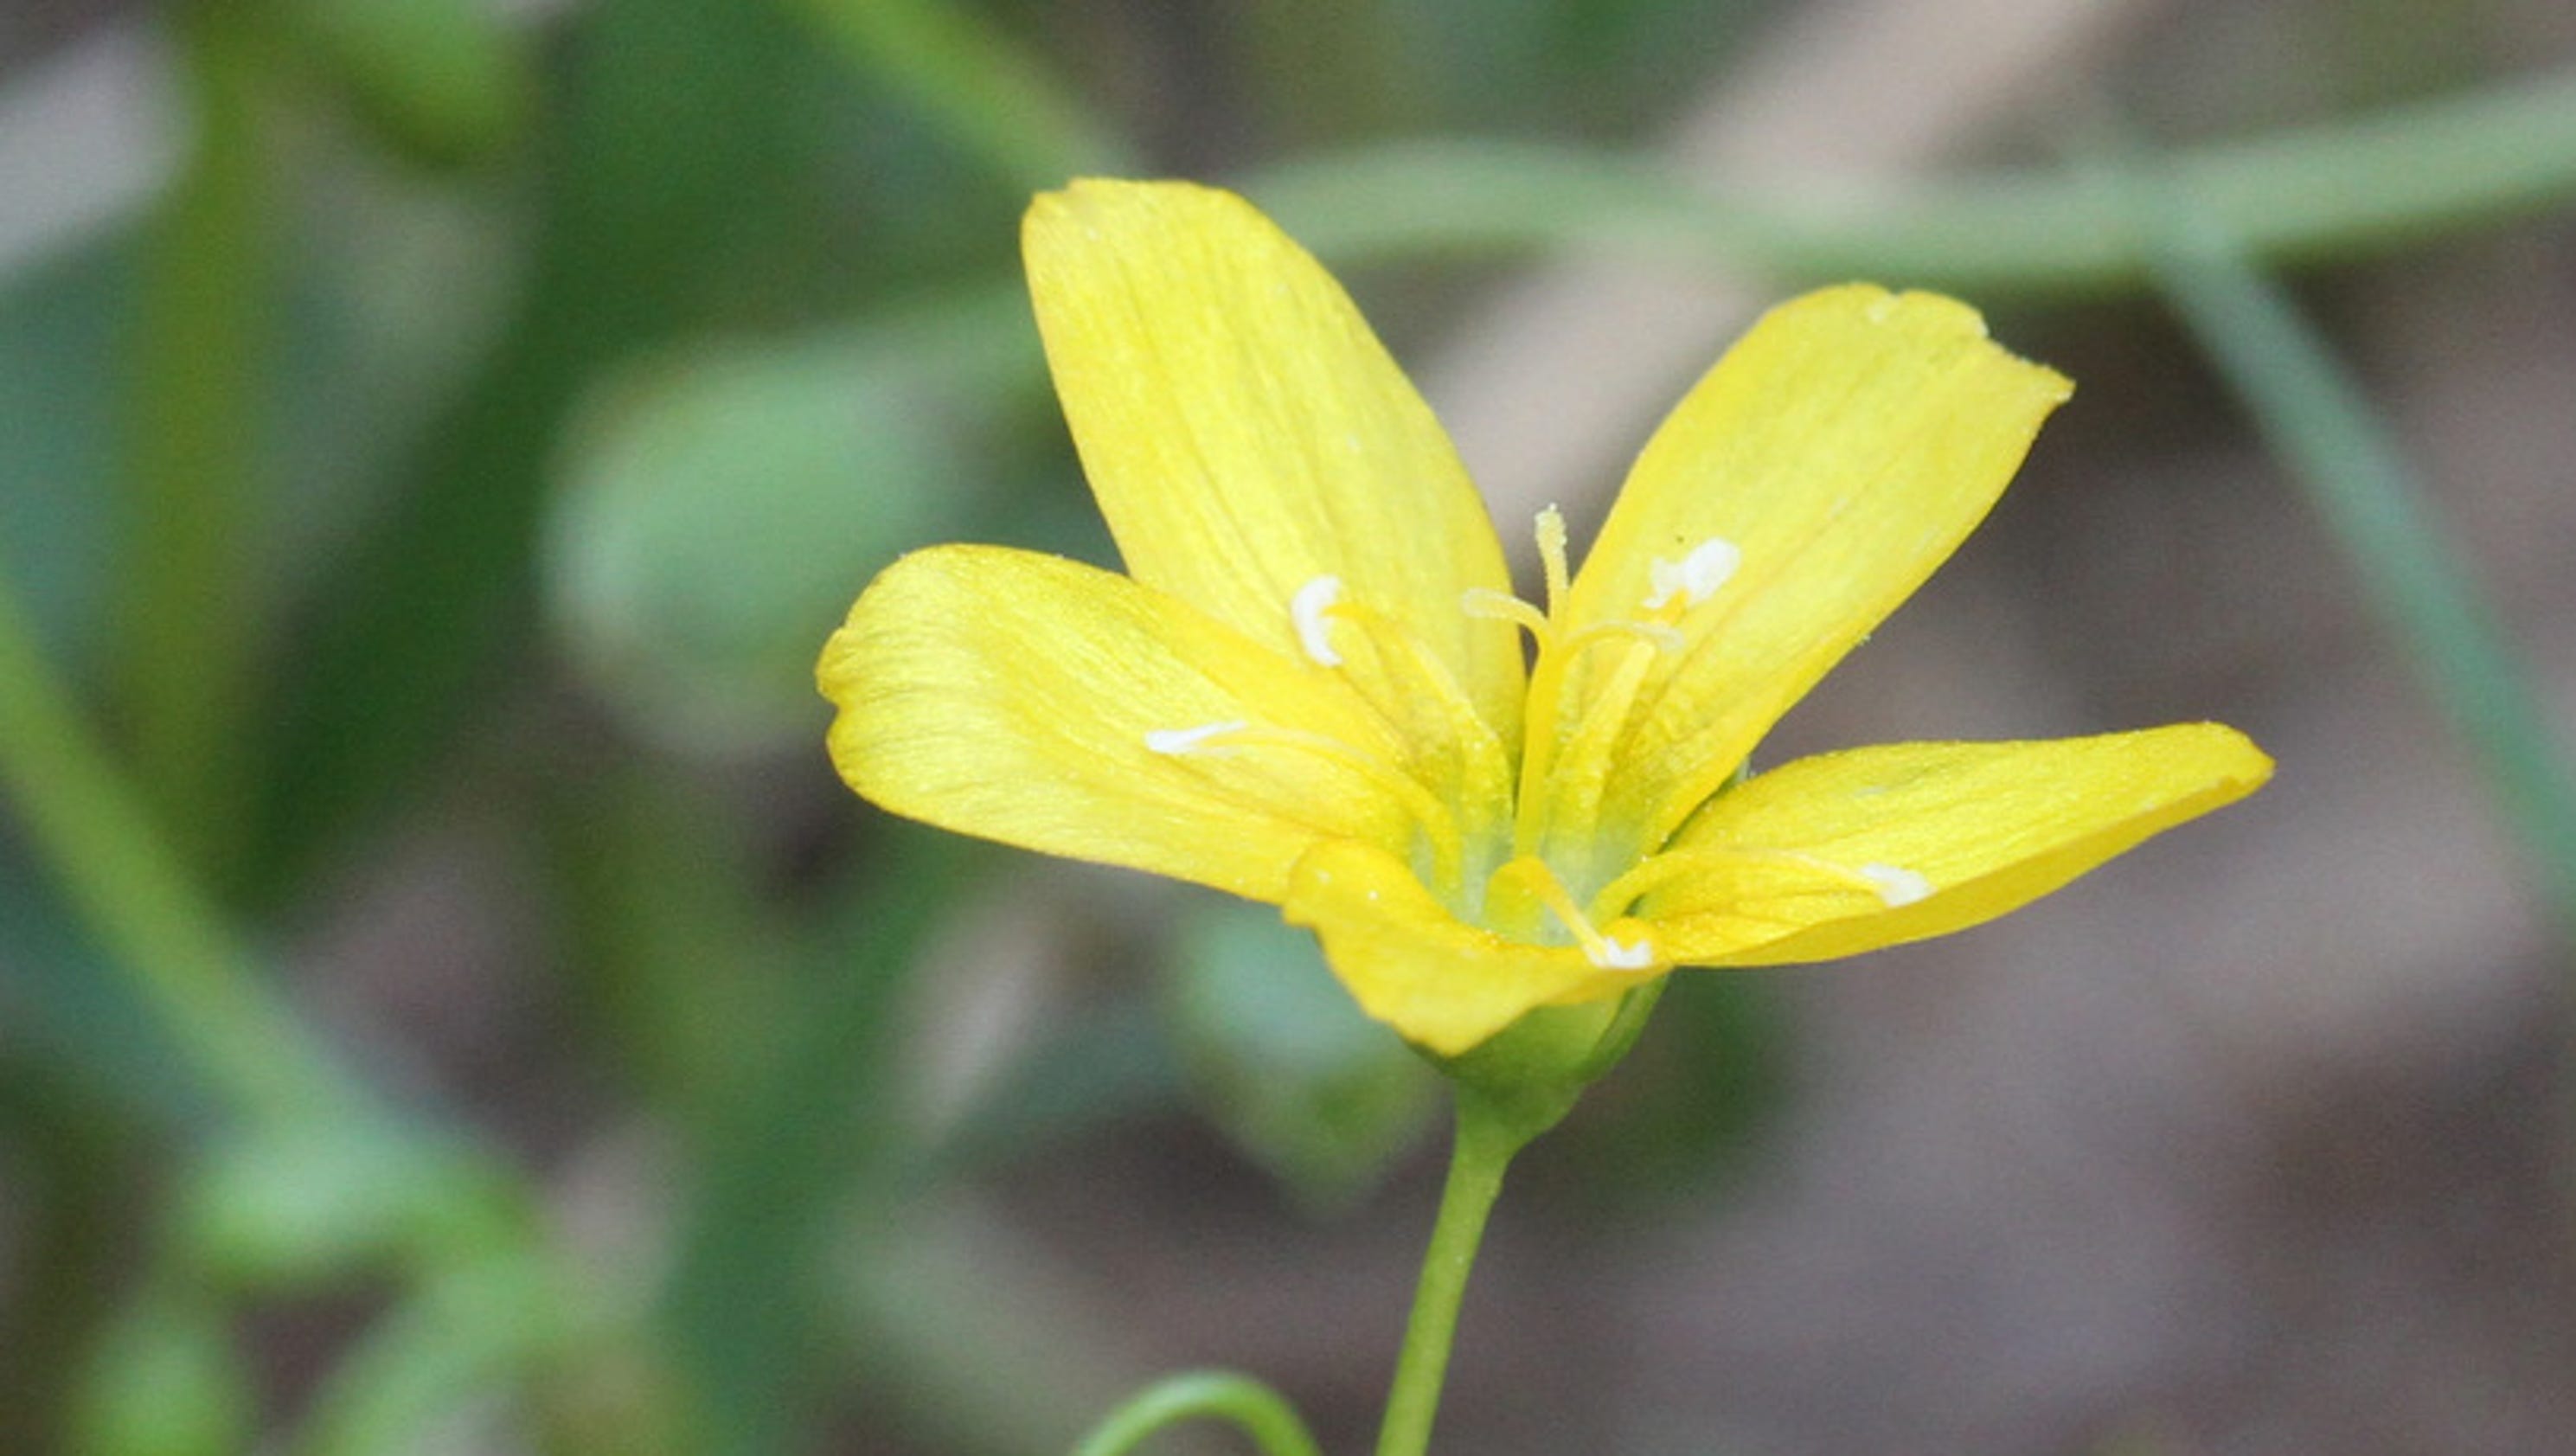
819,179,2272,1058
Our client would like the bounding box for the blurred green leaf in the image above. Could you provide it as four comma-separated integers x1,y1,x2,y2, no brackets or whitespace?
1166,900,1439,1209
547,330,991,754
540,762,794,1112
179,1125,523,1292
0,853,212,1126
116,7,270,881
0,1042,152,1453
0,241,124,662
67,1288,254,1456
921,997,1189,1180
287,1248,567,1456
253,0,849,897
656,824,973,1456
280,0,535,168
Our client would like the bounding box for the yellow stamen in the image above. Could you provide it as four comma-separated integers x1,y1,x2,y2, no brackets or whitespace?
1461,587,1549,639
1528,634,1661,861
1322,594,1516,835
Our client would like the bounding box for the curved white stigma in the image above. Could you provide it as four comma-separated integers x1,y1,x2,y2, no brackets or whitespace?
1643,537,1741,610
1291,575,1345,667
1860,863,1932,908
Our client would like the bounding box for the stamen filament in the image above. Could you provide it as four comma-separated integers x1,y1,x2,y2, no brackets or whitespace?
1529,634,1660,859
1565,619,1684,652
1325,596,1517,831
1461,587,1549,640
1515,625,1678,858
1492,856,1657,971
1145,720,1465,891
1501,506,1690,858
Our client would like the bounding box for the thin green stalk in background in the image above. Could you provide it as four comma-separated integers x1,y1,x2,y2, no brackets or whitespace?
823,73,2576,446
252,0,830,901
1251,68,2576,295
0,571,339,1126
117,2,270,882
1072,1370,1323,1456
2,561,661,1451
657,826,971,1456
2101,144,2576,927
782,0,1133,192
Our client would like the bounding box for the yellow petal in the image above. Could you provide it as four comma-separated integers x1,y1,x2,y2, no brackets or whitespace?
1024,179,1523,744
1562,285,2073,852
1636,724,2273,965
1284,838,1660,1055
819,544,1419,902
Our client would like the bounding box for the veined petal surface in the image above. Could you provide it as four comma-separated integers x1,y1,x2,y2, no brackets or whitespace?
1025,179,1524,741
1285,839,1659,1056
1564,286,2073,851
821,544,1417,902
1640,724,2273,965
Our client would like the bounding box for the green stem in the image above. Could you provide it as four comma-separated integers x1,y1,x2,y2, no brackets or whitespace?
119,0,269,882
2,568,653,1446
2097,143,2576,928
1071,1369,1322,1456
1249,69,2576,294
1374,1098,1531,1456
0,572,342,1126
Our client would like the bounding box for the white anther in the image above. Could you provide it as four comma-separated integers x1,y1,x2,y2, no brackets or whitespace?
1643,537,1740,610
1588,935,1656,971
1860,863,1932,908
1145,721,1245,755
1291,575,1344,667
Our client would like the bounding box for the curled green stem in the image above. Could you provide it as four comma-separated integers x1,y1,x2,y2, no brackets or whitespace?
1072,1369,1323,1456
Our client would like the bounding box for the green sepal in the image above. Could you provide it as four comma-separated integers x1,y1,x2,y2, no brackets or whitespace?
1428,978,1666,1150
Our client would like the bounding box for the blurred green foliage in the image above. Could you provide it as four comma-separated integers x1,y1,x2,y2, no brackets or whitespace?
4,0,2575,1452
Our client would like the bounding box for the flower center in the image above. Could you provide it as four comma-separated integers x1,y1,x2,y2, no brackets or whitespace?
1145,568,1520,904
1488,855,1656,968
1470,507,1736,901
1137,509,1772,950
